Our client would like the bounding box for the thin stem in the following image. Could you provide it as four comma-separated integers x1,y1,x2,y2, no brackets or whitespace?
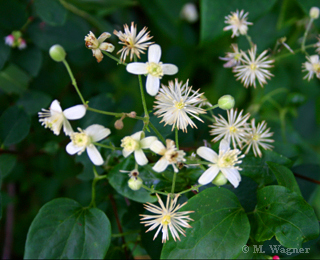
138,74,149,120
20,17,33,32
148,121,165,143
260,88,288,104
62,60,86,105
206,104,219,111
111,230,140,238
185,160,213,165
245,34,254,48
101,50,127,65
88,167,107,208
87,107,123,117
274,44,314,61
171,173,177,194
178,184,202,195
301,18,314,55
175,127,179,150
94,142,122,150
200,114,215,122
141,184,168,196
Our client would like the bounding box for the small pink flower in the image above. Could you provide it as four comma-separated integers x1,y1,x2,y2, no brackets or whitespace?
4,35,14,46
18,38,27,50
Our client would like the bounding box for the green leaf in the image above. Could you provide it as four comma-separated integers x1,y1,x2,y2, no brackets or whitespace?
0,0,27,30
34,0,67,26
108,157,157,203
241,150,292,186
252,185,319,248
0,63,31,94
0,106,31,146
0,154,17,178
161,187,250,259
200,0,277,45
267,162,302,196
0,31,11,70
24,198,111,259
0,167,2,220
17,90,51,116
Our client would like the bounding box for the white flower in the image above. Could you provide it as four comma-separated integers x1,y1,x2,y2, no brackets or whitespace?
223,10,252,38
66,124,110,166
219,44,242,68
153,79,206,132
180,3,198,23
210,108,250,149
233,45,274,88
150,139,185,172
243,119,274,157
113,22,154,62
302,55,320,81
121,131,157,166
38,100,86,136
140,193,194,243
197,140,244,187
126,44,178,96
85,31,114,63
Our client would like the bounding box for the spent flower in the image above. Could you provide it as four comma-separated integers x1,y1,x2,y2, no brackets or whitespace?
153,79,206,132
66,124,110,166
85,31,114,63
114,22,154,62
302,55,320,81
126,44,178,96
140,194,194,243
224,10,252,38
220,44,242,68
38,100,86,136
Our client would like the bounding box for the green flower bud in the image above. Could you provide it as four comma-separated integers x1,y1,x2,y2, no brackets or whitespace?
49,44,66,62
218,95,235,110
128,176,143,191
310,7,320,19
212,172,228,186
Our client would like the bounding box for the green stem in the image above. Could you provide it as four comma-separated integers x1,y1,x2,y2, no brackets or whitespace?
260,88,288,105
102,50,127,65
148,122,165,143
185,160,212,165
274,44,315,61
206,104,219,111
279,108,287,142
301,18,314,55
245,34,254,48
171,172,177,194
138,74,149,122
20,17,33,32
175,127,179,150
178,184,202,195
87,107,123,117
141,184,168,196
62,60,86,105
89,166,107,208
112,230,140,238
94,142,122,150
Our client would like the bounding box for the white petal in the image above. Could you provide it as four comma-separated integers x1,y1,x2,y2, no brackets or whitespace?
162,64,178,75
63,105,86,120
221,168,241,188
84,124,111,142
196,147,218,163
140,136,157,149
219,139,230,153
63,119,74,136
148,44,161,63
99,42,114,52
123,149,133,158
50,100,62,112
153,158,169,172
150,140,166,155
131,131,143,141
97,32,111,43
126,63,148,75
146,75,160,96
87,144,104,166
198,166,220,185
66,142,83,155
134,149,148,166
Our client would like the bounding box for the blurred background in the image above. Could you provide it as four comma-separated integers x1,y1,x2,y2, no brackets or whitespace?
0,0,319,258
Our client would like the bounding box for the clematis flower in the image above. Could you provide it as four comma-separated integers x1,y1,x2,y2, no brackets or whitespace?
121,131,157,166
84,31,115,63
38,100,86,136
223,10,252,38
150,139,185,172
66,124,111,166
126,44,178,96
197,139,244,188
302,55,320,81
140,193,194,243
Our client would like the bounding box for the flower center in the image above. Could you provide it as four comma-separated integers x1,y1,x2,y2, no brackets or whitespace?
72,132,90,147
174,100,185,110
146,62,163,78
313,63,320,73
250,63,257,71
229,126,237,133
85,33,99,49
234,53,241,61
218,149,242,168
121,136,140,151
161,215,171,226
252,133,260,141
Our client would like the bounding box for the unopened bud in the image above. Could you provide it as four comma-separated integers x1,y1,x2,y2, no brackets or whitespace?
180,3,199,23
218,95,235,110
128,176,143,190
272,256,280,260
212,172,228,186
114,119,124,130
127,111,137,118
310,7,320,19
49,44,66,62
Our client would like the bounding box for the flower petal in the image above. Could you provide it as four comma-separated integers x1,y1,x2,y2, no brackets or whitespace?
97,32,111,43
134,149,148,166
162,64,178,75
87,144,104,166
50,100,62,112
66,142,83,155
153,158,169,172
85,124,111,142
99,42,114,52
140,136,157,149
63,105,86,120
63,119,74,136
126,63,148,75
196,147,217,163
198,166,220,185
150,140,166,155
92,49,103,63
131,131,143,141
148,44,161,63
221,168,241,188
146,75,160,96
123,149,133,158
219,139,230,153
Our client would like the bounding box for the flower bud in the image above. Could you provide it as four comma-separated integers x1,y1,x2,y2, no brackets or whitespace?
127,111,137,118
310,7,320,19
114,119,124,130
49,44,66,62
218,95,235,110
128,176,143,190
272,256,280,260
180,3,199,23
212,172,228,186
